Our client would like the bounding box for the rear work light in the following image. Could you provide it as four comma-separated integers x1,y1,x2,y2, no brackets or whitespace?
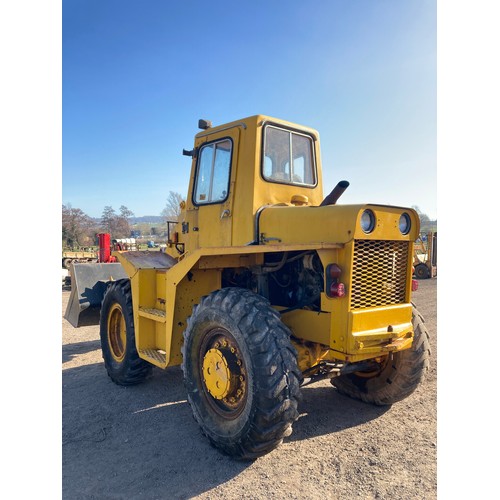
325,264,346,298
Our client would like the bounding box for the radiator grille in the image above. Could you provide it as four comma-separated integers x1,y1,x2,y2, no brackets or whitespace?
350,240,409,309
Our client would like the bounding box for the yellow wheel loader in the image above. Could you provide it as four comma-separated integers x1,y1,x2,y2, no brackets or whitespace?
66,115,431,459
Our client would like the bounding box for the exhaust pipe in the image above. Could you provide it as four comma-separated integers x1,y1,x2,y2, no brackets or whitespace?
319,180,350,206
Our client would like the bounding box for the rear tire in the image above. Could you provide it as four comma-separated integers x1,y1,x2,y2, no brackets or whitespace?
414,263,430,279
182,287,302,459
100,279,153,385
331,305,431,405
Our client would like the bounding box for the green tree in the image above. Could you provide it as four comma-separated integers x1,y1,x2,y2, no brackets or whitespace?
101,206,117,234
119,205,134,219
100,205,135,238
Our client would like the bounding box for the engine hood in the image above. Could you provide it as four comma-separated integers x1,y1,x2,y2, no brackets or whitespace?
257,204,420,246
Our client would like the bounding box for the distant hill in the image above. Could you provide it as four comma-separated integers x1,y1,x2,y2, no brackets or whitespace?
130,216,165,224
421,220,437,233
91,216,165,224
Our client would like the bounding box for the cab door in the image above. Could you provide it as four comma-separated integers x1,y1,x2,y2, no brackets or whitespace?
190,127,239,248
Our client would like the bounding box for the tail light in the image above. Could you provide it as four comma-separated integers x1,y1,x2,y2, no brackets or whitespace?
330,282,346,297
325,264,346,298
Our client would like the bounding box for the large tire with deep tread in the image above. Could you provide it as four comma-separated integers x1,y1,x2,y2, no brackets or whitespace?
100,279,153,385
331,305,431,405
182,287,302,460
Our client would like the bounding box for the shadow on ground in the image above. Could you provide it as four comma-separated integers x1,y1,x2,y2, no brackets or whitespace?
291,382,389,441
62,340,101,364
63,360,388,499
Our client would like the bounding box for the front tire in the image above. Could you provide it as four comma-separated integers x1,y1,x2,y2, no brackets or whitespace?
182,287,301,459
331,305,431,405
100,279,153,385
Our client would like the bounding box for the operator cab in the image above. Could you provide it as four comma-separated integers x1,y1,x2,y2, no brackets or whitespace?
180,115,325,250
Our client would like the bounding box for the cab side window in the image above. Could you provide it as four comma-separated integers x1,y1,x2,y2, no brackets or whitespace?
194,139,232,205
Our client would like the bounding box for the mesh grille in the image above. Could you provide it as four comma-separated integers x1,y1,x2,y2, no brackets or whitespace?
350,240,409,309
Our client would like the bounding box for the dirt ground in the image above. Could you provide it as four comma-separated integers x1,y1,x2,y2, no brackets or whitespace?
62,279,437,500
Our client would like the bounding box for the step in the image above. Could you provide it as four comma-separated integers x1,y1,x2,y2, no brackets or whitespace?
138,306,166,323
139,348,166,367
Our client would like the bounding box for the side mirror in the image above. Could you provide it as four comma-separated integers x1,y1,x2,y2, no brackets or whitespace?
182,148,198,158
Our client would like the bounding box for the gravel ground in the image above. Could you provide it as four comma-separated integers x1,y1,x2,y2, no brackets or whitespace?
62,278,436,499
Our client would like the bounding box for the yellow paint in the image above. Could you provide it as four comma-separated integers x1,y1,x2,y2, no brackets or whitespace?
172,115,325,252
112,115,421,373
258,204,419,245
291,339,330,374
107,303,126,362
202,348,232,399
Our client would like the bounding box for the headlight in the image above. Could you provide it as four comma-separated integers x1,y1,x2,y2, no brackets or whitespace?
360,209,375,233
399,213,411,235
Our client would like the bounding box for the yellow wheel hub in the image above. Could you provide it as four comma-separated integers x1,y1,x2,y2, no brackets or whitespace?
108,303,126,362
202,348,232,399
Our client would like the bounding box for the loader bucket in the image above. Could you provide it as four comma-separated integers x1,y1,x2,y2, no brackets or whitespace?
64,262,128,327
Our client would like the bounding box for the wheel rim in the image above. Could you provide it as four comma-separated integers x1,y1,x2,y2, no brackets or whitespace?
108,303,126,362
199,328,248,419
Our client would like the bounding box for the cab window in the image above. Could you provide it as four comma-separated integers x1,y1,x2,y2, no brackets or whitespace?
194,138,232,204
262,126,316,186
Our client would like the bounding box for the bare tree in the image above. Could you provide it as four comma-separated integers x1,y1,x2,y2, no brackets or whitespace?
115,205,135,238
62,204,95,248
161,191,183,221
412,206,430,224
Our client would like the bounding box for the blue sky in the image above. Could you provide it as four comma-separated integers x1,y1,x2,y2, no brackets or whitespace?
5,3,500,494
63,0,436,219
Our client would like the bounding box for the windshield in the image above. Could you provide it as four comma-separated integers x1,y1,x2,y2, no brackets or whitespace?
262,125,316,187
